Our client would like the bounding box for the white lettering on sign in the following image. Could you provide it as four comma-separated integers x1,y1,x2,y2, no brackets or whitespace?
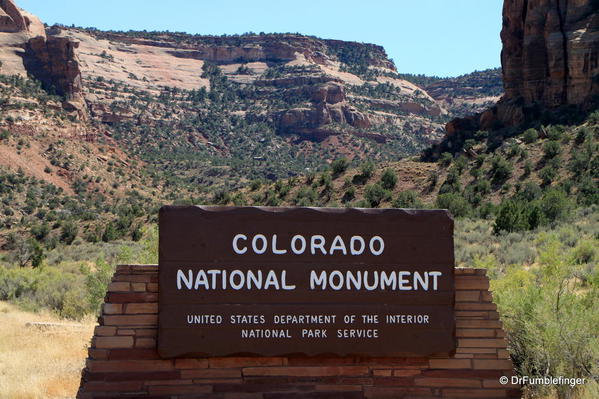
231,234,385,256
177,269,443,291
309,270,442,291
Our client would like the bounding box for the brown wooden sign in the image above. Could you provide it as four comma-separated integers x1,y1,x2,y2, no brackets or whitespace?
158,206,455,358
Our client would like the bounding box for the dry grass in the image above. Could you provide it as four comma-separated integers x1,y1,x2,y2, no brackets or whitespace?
0,302,95,399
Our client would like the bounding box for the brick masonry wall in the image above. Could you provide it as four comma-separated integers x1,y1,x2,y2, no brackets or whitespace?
77,265,522,399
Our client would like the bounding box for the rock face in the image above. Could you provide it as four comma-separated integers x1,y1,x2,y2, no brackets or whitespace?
0,0,26,32
501,0,599,109
444,0,598,134
277,80,371,141
0,0,85,115
26,36,86,113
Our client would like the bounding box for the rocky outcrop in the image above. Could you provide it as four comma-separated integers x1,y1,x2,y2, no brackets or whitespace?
277,81,371,141
444,0,598,135
0,0,85,116
501,0,598,109
0,0,26,32
0,0,44,36
26,35,86,115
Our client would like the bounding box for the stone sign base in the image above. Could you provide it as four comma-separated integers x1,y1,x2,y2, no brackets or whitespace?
77,265,522,398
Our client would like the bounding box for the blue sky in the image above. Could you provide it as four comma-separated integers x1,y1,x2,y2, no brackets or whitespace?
18,0,502,77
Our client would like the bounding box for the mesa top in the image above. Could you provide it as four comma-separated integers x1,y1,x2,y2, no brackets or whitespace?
158,206,456,358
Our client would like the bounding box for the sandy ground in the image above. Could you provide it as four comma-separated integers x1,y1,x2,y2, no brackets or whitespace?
0,302,95,399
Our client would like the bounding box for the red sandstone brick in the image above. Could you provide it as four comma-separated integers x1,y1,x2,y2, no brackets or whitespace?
108,348,161,360
455,268,477,275
488,311,501,319
456,348,497,354
481,291,494,302
455,276,490,290
113,274,156,283
222,394,266,399
375,376,417,385
88,348,109,360
286,356,357,366
243,366,369,377
415,377,481,387
497,349,510,359
442,388,507,397
117,329,135,335
88,359,174,372
175,358,209,369
455,302,497,311
373,369,392,376
125,303,158,314
314,384,363,392
209,357,284,368
144,379,193,386
135,338,156,348
458,339,507,348
393,369,422,377
102,303,122,314
147,283,159,292
428,359,472,369
457,329,496,337
455,310,490,318
107,282,130,292
94,326,117,336
129,264,159,272
83,380,143,392
456,320,502,329
84,370,181,382
473,359,514,370
455,291,481,302
131,282,147,292
265,393,364,399
182,368,241,379
454,354,474,358
95,336,134,349
355,357,428,366
102,314,158,326
148,384,212,395
134,328,157,337
475,353,499,359
107,292,158,303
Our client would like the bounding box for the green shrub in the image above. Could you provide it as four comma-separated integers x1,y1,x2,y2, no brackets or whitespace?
365,183,390,207
545,125,564,140
342,186,355,203
392,190,423,208
492,238,599,399
539,164,558,186
436,193,470,218
439,152,452,167
493,200,541,234
380,168,398,190
543,140,561,159
60,221,78,245
540,188,572,223
331,158,349,176
522,128,538,143
490,155,513,185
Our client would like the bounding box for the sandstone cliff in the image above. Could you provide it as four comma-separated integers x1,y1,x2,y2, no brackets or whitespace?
501,0,598,109
446,0,598,135
0,0,85,115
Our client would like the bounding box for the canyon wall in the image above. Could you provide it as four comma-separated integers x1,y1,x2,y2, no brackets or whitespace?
501,0,598,108
447,0,598,133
